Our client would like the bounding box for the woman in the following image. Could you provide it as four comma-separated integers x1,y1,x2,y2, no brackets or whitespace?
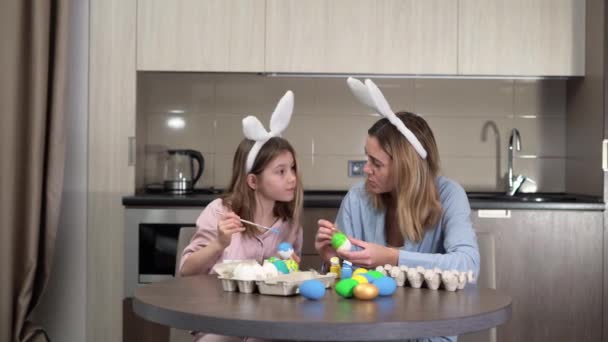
315,78,479,342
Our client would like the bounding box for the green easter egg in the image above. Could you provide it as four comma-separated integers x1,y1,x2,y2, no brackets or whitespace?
331,232,348,250
267,256,278,263
367,270,385,280
335,278,359,298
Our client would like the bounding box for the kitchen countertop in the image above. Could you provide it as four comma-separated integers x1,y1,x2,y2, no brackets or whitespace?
122,190,605,211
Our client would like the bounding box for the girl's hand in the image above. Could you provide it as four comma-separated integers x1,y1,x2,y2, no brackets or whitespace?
291,253,301,263
337,237,399,268
314,219,339,262
216,212,246,248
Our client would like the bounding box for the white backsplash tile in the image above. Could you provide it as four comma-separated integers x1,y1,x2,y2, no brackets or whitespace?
441,157,504,191
514,80,566,117
138,72,215,114
516,158,566,192
146,113,215,153
213,153,234,190
309,155,368,190
214,115,256,154
215,74,274,115
139,74,567,192
415,79,514,117
307,116,377,156
426,117,513,157
514,117,566,157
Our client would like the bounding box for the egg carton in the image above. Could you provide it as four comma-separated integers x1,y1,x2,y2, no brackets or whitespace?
256,271,336,296
375,265,476,292
218,271,336,296
217,277,259,293
212,259,259,278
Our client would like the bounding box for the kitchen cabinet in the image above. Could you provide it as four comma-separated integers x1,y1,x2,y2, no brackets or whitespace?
459,0,585,76
265,0,458,74
137,0,265,71
135,0,585,76
472,210,602,341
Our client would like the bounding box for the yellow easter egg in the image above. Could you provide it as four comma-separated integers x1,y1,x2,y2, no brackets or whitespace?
353,268,368,276
353,283,379,300
284,259,299,272
351,275,369,284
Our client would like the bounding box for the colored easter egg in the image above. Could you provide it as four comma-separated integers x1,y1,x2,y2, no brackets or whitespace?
331,233,352,251
278,242,293,252
267,256,278,263
361,273,375,282
373,276,397,296
366,270,385,280
331,232,348,249
353,268,368,276
299,280,326,300
284,259,299,272
353,283,379,300
277,242,294,259
335,278,359,298
273,260,290,274
351,275,369,284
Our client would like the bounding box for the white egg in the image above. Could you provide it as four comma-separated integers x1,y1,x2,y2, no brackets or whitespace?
262,261,279,278
337,239,352,251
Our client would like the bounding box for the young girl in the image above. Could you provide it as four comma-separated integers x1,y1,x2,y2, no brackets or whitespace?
315,78,479,342
180,91,303,276
179,92,303,342
179,137,303,276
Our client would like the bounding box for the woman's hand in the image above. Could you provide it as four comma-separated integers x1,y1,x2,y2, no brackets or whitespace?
338,237,399,269
314,219,339,262
216,212,246,248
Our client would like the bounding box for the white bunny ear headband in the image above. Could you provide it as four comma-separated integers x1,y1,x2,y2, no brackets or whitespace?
346,77,427,159
242,90,294,173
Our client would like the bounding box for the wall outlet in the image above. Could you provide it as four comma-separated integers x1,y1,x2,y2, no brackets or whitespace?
348,160,367,177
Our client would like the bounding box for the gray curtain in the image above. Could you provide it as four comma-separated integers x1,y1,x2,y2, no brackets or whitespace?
0,0,69,341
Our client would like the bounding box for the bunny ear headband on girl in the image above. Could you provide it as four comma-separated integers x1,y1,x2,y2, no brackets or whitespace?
242,90,294,173
346,77,427,159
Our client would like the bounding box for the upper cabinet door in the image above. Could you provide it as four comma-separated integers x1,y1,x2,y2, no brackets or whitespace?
265,0,458,74
459,0,585,76
137,0,265,71
375,0,457,74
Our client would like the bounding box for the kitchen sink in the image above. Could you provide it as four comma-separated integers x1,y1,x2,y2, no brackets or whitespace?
466,192,579,203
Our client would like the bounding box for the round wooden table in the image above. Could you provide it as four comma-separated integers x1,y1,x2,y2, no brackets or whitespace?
133,275,511,341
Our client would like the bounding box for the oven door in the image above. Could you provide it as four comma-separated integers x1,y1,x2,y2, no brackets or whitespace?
124,208,201,297
138,223,186,283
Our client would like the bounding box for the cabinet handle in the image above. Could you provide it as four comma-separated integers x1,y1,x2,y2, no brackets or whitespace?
603,139,607,171
478,210,511,218
128,136,136,166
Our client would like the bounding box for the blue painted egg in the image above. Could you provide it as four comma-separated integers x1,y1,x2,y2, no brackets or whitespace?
373,276,397,296
299,280,326,300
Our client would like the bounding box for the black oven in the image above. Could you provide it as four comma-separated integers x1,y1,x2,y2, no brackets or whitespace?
138,223,193,282
124,208,201,297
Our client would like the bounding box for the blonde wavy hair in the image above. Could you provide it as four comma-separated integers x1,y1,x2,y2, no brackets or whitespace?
222,137,303,238
368,112,442,243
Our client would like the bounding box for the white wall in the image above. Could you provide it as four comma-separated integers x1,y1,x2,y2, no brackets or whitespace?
30,0,89,341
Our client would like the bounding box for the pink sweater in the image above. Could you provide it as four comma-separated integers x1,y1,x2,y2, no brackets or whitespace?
179,198,303,274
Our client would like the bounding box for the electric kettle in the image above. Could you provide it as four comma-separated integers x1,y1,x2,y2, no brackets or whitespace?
163,149,204,193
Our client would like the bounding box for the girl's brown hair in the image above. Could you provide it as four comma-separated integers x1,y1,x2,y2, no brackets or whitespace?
222,137,303,238
368,112,442,243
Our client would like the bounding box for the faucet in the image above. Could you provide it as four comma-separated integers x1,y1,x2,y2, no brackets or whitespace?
507,128,525,196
